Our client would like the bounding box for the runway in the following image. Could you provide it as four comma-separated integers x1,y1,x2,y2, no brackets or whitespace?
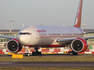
0,62,94,67
0,54,94,57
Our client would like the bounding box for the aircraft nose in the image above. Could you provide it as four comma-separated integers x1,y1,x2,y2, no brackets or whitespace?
18,35,27,45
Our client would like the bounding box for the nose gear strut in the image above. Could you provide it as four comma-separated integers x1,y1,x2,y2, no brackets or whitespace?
32,47,41,56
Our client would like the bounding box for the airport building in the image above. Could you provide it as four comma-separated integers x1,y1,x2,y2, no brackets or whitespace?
0,29,94,49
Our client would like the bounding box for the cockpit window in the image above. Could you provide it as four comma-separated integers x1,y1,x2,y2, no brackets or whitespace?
19,32,31,35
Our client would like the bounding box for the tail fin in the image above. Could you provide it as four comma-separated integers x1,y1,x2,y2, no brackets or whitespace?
74,0,83,28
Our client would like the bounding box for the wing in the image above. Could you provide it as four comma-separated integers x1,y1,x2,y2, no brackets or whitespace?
84,35,94,40
57,37,76,42
0,35,17,39
84,31,94,34
56,37,77,44
57,36,94,43
83,31,94,40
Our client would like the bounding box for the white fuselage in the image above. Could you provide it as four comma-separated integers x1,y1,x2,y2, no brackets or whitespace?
18,25,83,47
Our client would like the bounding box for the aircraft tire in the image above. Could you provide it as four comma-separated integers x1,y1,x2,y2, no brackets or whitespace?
25,53,30,56
32,52,41,56
68,51,78,55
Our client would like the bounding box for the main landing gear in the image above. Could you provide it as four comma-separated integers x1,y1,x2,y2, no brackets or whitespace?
68,51,78,55
32,47,41,56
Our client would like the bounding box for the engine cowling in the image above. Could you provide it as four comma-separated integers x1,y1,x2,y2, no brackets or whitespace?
71,38,88,52
6,39,22,53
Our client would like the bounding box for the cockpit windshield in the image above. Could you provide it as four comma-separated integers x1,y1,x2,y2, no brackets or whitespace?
19,32,31,35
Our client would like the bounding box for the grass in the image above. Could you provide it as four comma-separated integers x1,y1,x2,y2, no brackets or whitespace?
0,54,94,62
0,67,94,70
0,55,94,70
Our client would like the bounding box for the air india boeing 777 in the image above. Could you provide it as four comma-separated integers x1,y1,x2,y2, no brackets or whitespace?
0,0,94,55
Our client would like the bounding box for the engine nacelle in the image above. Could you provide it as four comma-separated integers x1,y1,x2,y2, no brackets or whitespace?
6,39,22,53
71,38,88,52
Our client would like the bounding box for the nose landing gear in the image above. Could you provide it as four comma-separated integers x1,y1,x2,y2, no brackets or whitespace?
32,47,41,56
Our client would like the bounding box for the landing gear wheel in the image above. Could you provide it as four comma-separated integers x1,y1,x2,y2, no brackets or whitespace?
32,52,41,56
25,53,30,56
72,51,78,55
32,47,42,56
68,51,78,55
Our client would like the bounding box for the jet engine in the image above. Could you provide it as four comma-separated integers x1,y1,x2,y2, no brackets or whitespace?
71,38,88,52
6,39,22,53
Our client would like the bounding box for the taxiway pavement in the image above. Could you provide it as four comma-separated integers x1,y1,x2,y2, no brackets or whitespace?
0,62,94,67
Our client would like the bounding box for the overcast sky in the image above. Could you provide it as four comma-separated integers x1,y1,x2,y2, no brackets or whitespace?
0,0,94,29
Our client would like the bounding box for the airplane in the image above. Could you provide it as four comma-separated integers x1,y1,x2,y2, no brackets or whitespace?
0,0,94,56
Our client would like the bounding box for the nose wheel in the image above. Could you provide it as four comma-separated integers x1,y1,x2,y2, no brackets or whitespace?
32,47,41,56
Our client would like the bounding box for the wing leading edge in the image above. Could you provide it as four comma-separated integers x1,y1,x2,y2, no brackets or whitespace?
0,35,17,39
57,36,94,43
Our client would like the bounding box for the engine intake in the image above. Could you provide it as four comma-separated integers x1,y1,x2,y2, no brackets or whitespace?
71,38,88,52
6,39,22,53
